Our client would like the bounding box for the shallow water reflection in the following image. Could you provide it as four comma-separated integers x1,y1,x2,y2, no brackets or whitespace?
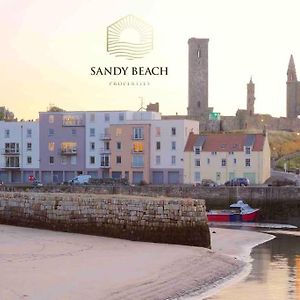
207,233,300,300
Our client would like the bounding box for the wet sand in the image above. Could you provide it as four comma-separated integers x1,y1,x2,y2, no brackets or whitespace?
0,225,272,300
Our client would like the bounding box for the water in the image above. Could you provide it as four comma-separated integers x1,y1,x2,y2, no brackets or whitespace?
206,232,300,300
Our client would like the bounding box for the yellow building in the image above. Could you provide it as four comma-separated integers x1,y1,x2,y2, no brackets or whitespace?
184,132,270,185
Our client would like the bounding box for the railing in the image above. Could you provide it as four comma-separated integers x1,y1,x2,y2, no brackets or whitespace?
100,163,110,168
62,118,84,127
100,134,111,140
2,149,20,155
131,163,144,168
100,148,111,154
4,164,20,168
131,135,144,140
61,148,77,155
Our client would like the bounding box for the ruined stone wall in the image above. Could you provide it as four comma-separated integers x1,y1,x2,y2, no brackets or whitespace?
0,192,210,248
221,113,300,132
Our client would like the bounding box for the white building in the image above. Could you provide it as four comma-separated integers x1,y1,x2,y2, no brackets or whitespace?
0,121,39,183
149,119,199,184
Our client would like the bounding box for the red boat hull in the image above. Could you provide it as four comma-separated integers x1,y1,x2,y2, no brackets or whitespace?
207,209,259,222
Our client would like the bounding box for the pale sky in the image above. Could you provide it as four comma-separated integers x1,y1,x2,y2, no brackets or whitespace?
1,0,300,120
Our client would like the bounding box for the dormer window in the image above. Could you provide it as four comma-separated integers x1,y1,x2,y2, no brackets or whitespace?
194,147,201,155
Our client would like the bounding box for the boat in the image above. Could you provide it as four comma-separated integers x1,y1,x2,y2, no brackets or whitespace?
207,200,260,222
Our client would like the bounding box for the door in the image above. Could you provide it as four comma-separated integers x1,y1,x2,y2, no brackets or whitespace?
132,171,143,184
152,171,164,184
168,171,180,184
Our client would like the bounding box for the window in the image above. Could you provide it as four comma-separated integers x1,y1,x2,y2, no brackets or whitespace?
234,158,237,164
90,113,95,122
194,172,201,182
221,159,227,166
171,155,176,165
27,156,32,164
229,151,234,155
70,156,77,165
48,128,54,136
100,154,110,167
90,142,95,151
90,156,95,164
132,155,144,167
61,142,77,154
27,143,32,151
155,127,161,137
116,156,122,164
71,129,76,136
117,142,121,150
116,128,122,136
171,141,176,150
62,115,83,126
156,141,161,150
171,127,176,136
133,142,143,152
48,115,54,123
155,155,161,165
211,151,217,155
61,156,67,165
27,129,32,138
48,142,55,151
5,143,19,154
5,156,19,168
133,127,144,139
104,113,110,122
245,158,251,167
119,113,124,121
104,141,110,150
207,158,210,164
4,129,9,138
245,147,251,154
49,156,54,164
194,147,201,155
90,128,95,137
195,159,200,167
197,101,201,108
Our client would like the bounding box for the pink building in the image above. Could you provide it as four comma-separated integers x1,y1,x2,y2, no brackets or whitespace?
109,124,151,184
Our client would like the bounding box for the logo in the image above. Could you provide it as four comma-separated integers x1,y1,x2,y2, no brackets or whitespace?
107,15,153,60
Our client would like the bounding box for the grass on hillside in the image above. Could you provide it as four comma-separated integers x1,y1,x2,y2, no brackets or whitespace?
276,156,300,171
268,131,300,159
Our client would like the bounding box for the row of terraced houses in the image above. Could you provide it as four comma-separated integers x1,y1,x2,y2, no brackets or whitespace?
0,110,270,185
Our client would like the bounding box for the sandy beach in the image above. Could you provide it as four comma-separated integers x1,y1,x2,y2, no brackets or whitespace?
0,225,273,300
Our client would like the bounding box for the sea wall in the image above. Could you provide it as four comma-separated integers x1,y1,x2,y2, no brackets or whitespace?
0,192,210,248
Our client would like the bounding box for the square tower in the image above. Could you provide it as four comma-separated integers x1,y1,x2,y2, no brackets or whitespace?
187,38,209,120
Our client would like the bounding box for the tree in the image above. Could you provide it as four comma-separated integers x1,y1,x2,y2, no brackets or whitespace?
47,104,65,112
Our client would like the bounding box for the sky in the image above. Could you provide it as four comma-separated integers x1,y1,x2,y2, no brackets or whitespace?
1,0,300,120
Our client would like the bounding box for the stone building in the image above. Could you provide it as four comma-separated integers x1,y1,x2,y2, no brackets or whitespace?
183,38,300,132
286,55,300,118
187,38,213,129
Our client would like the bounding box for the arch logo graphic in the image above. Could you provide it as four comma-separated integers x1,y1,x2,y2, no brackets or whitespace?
107,15,153,60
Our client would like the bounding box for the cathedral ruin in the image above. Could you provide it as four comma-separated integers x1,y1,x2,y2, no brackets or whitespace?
185,38,300,132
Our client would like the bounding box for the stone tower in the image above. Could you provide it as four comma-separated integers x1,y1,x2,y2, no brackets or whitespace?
187,38,209,120
286,55,300,118
247,77,255,116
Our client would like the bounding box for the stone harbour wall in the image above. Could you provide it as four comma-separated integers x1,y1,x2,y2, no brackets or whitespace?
0,192,211,248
